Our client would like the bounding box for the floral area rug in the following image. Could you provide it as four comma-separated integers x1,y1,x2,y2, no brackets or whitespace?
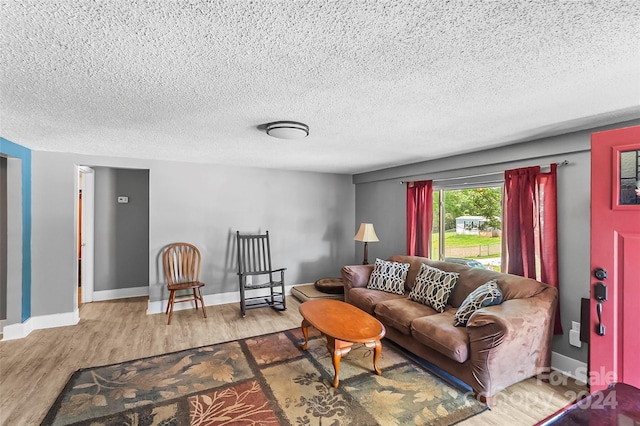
41,328,487,425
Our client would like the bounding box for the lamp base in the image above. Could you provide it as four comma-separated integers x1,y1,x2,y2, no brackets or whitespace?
362,242,369,265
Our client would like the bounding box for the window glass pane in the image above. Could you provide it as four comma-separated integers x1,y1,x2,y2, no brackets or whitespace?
620,150,640,205
431,190,440,258
433,187,502,271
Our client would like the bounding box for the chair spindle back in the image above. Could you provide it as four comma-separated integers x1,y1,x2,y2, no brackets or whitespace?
236,231,273,275
163,243,201,285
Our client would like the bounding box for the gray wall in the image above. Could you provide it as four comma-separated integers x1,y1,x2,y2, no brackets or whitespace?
352,119,640,364
27,151,355,317
1,157,6,320
148,161,355,302
94,167,150,291
355,179,406,261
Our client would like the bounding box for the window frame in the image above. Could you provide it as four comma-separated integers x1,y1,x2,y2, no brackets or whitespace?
431,184,505,271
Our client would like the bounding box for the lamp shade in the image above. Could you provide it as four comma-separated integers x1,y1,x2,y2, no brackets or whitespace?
266,121,309,139
354,223,379,242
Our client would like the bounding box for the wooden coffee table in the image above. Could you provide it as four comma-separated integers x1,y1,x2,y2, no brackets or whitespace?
299,299,386,387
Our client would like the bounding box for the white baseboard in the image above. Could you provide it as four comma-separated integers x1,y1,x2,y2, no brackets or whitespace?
93,286,149,302
1,309,80,341
551,351,588,385
146,284,298,315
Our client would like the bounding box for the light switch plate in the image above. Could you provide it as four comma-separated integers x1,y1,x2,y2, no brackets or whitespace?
117,196,129,203
571,321,580,332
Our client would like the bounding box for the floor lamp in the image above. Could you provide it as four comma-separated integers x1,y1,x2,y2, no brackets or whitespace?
354,223,379,265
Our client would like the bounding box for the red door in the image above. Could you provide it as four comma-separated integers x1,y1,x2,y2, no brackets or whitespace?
590,125,640,393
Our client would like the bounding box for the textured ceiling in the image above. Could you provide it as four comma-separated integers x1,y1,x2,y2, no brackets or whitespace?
1,1,639,174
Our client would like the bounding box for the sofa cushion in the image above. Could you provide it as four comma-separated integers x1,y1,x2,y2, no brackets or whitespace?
447,267,502,307
411,311,470,363
348,287,406,316
374,298,437,336
454,279,504,326
498,274,548,301
366,258,409,295
439,263,547,307
408,264,459,313
388,255,432,291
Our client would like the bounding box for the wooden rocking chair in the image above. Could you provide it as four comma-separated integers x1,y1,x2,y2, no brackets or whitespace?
236,231,287,317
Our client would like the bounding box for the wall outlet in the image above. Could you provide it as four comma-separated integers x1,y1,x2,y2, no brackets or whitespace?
569,321,582,347
117,196,129,204
569,329,582,347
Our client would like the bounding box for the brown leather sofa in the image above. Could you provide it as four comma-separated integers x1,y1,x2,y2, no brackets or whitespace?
341,255,558,406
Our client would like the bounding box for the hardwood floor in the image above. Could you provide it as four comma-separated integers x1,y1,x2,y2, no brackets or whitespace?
0,296,586,425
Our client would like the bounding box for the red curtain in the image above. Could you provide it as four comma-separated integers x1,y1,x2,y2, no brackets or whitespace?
406,180,433,257
504,164,562,334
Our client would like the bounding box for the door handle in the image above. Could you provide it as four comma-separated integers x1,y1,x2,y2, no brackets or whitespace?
594,281,607,336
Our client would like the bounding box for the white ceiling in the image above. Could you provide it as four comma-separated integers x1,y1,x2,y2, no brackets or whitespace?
2,1,639,174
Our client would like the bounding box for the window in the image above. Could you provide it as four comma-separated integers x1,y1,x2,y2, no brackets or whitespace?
432,187,503,271
620,149,640,205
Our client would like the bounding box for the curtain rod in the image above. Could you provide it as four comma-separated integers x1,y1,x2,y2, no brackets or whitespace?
400,160,570,184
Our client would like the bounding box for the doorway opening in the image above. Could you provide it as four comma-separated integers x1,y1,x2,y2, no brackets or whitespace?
76,166,94,307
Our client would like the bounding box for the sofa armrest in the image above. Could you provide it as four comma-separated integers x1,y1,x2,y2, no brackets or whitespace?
341,264,375,303
465,290,557,399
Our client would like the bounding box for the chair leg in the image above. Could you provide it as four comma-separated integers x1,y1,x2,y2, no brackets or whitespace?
165,290,172,315
239,282,246,317
198,288,207,318
280,272,287,310
281,286,287,310
192,289,199,309
167,290,175,325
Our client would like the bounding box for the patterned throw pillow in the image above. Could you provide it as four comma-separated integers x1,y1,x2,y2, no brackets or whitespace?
366,258,410,295
409,264,459,313
454,279,504,326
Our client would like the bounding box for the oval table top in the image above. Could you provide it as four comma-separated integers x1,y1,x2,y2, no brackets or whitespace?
299,299,385,343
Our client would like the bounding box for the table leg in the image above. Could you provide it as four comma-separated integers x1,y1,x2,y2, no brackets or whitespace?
326,336,353,388
300,319,310,350
365,340,383,375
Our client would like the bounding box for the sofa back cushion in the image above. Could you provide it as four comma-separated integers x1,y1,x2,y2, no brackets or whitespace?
408,264,459,313
387,255,549,307
388,255,431,291
445,265,504,307
454,279,503,326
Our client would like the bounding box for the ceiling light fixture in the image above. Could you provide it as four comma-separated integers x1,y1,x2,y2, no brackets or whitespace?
266,121,309,139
